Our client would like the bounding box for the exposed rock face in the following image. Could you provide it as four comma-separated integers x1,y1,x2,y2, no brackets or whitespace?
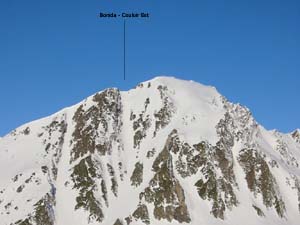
71,88,122,161
130,162,143,187
140,134,191,223
165,128,238,220
15,193,55,225
238,148,286,217
0,77,299,225
292,129,300,143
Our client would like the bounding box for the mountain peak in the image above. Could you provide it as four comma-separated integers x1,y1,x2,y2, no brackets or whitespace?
142,76,217,90
135,76,221,105
1,77,300,225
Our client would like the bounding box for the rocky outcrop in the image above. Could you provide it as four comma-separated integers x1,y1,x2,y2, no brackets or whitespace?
238,148,286,217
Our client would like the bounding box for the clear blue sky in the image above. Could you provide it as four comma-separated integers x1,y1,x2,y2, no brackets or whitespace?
0,0,299,136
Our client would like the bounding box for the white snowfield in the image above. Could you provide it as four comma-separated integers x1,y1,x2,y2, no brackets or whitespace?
0,76,299,225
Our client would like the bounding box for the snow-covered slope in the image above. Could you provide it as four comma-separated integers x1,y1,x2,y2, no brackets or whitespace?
0,77,299,225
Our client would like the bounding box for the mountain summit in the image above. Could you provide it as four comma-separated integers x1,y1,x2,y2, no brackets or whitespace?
0,77,299,225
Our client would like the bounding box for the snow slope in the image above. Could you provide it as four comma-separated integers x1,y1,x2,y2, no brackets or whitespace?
0,76,299,225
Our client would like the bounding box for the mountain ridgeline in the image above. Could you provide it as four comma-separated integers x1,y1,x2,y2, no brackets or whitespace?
0,77,300,225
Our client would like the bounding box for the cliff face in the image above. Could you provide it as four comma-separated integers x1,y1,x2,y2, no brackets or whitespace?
0,77,300,225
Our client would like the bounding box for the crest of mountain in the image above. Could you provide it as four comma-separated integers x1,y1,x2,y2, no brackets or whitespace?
0,76,299,225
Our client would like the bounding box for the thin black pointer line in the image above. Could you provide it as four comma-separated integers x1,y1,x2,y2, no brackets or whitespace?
123,20,126,80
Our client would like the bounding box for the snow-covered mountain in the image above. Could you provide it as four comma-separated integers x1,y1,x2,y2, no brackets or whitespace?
0,77,300,225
